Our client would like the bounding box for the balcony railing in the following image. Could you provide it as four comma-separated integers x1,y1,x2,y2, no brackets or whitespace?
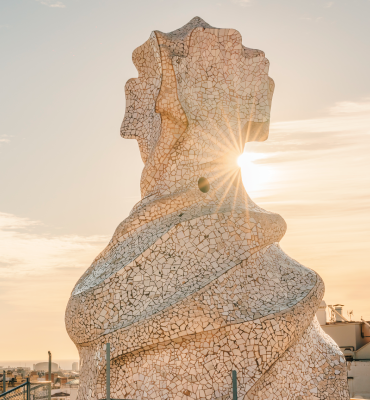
0,380,51,400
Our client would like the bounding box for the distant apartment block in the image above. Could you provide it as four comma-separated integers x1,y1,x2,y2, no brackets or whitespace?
317,301,370,399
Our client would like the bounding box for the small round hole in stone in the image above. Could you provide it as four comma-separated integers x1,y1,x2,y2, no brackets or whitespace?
198,177,210,193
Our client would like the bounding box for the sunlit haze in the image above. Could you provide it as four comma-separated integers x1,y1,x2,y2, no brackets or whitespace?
0,0,369,363
237,152,274,195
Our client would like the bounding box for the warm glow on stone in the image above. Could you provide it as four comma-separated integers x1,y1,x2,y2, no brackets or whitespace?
66,16,350,400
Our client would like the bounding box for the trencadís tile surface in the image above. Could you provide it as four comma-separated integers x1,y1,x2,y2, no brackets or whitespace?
66,17,349,400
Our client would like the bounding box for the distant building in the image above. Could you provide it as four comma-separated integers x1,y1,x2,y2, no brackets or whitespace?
34,362,59,372
71,362,79,372
16,367,30,377
0,372,10,392
51,392,70,400
56,377,68,385
0,371,26,391
65,379,79,389
317,300,370,399
29,371,39,382
45,372,59,383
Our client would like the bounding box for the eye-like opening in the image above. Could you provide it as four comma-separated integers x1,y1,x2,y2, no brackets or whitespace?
198,177,210,193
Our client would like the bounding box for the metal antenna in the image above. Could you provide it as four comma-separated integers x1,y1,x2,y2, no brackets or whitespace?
48,351,51,383
106,343,110,400
232,370,237,400
48,351,52,400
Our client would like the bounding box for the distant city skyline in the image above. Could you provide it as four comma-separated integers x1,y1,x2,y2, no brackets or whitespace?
0,0,369,361
0,360,79,370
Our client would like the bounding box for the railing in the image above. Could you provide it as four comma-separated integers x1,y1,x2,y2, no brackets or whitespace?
1,380,51,400
0,382,27,400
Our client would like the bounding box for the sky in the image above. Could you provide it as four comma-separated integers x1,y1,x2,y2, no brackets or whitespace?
0,0,369,362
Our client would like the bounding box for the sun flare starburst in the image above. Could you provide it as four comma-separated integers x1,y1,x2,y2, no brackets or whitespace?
237,152,273,195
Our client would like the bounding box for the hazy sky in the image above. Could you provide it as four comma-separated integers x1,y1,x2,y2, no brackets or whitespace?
1,0,369,362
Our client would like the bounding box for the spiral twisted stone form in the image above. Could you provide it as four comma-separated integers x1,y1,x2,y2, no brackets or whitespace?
66,17,349,400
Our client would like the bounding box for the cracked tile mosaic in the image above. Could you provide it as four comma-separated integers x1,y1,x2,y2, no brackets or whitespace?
66,17,349,400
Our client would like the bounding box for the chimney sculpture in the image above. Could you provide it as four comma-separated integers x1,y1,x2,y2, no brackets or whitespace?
66,17,349,400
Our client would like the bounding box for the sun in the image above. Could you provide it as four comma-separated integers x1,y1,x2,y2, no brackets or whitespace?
237,152,258,167
237,152,273,195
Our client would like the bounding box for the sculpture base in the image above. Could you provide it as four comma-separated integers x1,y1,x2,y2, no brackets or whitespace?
90,318,348,400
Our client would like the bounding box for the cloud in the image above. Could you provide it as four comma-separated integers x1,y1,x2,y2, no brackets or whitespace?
245,98,370,160
36,0,66,8
231,0,251,7
0,135,10,145
0,212,110,359
324,1,334,8
300,17,323,23
328,99,370,114
0,212,109,279
242,97,370,219
0,212,39,230
241,99,370,323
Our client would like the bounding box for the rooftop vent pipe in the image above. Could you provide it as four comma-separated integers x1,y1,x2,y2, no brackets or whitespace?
334,304,344,322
